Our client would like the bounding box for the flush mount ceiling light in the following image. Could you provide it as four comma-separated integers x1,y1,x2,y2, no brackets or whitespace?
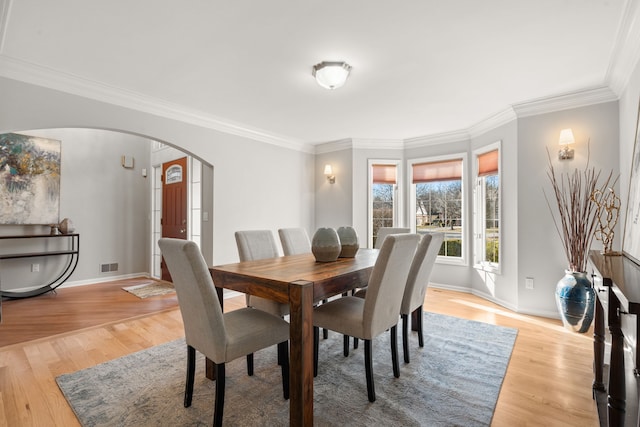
312,61,352,90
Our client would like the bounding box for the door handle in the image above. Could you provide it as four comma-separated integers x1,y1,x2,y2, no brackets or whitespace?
180,229,186,234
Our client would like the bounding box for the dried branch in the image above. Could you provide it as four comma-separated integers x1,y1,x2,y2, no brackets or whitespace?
544,145,614,272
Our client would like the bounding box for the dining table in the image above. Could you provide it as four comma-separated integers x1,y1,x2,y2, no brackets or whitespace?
209,248,379,426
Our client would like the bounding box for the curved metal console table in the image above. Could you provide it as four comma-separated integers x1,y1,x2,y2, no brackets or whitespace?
0,233,80,299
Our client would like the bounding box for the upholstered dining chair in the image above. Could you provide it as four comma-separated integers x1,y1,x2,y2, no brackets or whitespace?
158,238,290,427
399,232,444,363
279,226,333,340
235,230,289,318
278,227,312,256
374,227,410,249
312,233,420,402
351,233,444,362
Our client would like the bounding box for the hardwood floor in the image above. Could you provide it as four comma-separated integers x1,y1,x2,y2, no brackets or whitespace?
0,280,598,426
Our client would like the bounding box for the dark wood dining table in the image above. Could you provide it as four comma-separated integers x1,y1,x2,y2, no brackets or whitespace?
209,248,378,426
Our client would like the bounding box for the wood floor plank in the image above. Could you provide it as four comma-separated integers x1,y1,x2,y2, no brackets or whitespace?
0,280,600,426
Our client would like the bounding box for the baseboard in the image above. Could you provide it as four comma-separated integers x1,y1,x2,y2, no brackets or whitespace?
59,272,152,289
429,282,561,320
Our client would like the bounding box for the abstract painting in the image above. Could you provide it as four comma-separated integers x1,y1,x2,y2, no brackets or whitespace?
0,133,61,224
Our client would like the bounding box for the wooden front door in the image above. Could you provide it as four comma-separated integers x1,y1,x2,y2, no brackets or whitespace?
161,157,188,281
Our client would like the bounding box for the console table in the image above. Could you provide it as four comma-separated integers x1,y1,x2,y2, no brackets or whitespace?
590,250,640,426
0,234,80,299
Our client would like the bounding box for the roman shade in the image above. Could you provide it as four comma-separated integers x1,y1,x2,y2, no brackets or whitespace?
477,150,498,177
412,159,462,183
372,164,397,184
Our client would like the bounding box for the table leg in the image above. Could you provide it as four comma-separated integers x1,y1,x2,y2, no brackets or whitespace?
288,280,314,427
608,293,626,425
593,293,605,393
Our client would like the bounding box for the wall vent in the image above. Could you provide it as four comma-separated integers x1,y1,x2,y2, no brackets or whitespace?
100,264,110,273
109,263,118,272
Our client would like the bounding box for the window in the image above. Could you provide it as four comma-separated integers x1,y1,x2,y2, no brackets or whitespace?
369,161,400,248
410,155,465,262
474,144,500,272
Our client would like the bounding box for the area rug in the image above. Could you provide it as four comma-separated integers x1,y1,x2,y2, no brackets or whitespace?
56,312,517,426
122,281,175,298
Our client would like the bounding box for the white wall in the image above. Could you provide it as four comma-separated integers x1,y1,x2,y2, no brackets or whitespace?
517,102,619,316
619,55,640,244
0,128,151,291
0,77,316,270
314,149,353,231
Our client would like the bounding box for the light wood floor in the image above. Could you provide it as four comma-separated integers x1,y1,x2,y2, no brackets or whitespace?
0,279,599,426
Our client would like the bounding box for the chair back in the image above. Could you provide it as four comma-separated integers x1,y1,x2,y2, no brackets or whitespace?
278,228,312,256
400,232,444,315
363,233,420,337
374,227,411,249
235,230,280,261
158,238,227,362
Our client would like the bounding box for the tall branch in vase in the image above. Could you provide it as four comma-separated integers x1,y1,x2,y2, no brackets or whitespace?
544,146,614,273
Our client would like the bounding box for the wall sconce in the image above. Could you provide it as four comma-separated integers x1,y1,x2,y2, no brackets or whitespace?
558,128,575,160
324,164,336,184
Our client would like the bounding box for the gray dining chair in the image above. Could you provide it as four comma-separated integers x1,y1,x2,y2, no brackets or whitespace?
235,230,290,317
312,233,420,402
374,227,411,248
278,227,312,256
351,233,443,363
158,238,290,427
279,227,331,339
399,232,443,362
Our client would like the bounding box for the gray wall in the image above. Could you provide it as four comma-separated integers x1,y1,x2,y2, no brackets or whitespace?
0,128,151,291
0,77,316,273
314,102,621,318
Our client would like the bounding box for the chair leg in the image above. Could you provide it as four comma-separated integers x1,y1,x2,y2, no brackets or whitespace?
390,325,400,378
402,313,410,363
416,305,424,347
364,339,376,402
246,353,254,376
322,299,329,339
313,326,320,377
213,362,225,427
184,345,196,408
343,335,350,357
354,337,359,349
278,341,290,399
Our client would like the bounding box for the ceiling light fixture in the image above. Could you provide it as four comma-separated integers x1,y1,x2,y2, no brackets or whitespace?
312,61,352,90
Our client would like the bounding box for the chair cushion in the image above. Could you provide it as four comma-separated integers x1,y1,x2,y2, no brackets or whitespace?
313,296,367,339
248,295,290,317
222,308,290,362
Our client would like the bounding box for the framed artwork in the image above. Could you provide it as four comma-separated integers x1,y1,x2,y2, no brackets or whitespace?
623,99,640,264
0,133,61,225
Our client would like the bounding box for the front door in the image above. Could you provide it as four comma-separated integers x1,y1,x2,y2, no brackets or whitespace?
161,157,188,281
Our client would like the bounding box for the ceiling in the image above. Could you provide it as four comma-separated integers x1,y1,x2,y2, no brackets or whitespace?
0,0,635,147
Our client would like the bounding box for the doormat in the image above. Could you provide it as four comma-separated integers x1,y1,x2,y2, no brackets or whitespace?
122,281,175,299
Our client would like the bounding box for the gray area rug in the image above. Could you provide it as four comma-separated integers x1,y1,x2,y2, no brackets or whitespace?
56,312,517,426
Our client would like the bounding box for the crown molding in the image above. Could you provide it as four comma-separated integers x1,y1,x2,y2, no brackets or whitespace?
351,138,404,150
467,107,517,139
314,139,353,154
0,55,315,154
403,129,470,150
606,0,640,96
512,86,618,118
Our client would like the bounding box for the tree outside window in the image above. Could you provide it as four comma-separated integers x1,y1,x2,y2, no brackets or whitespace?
412,158,464,259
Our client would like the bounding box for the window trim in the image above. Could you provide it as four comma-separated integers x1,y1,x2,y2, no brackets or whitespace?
368,159,402,248
407,152,468,266
472,141,502,274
